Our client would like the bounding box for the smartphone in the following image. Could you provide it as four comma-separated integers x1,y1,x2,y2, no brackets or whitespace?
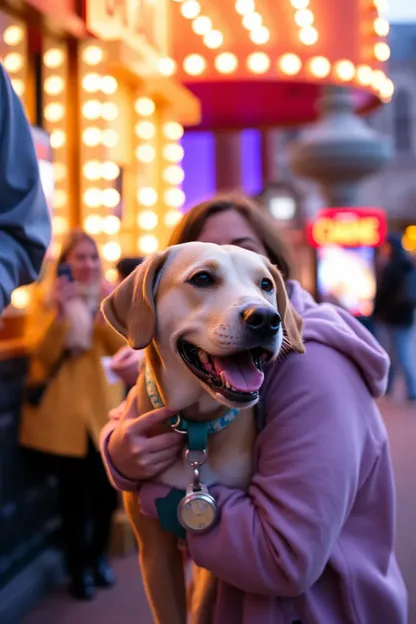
57,263,73,282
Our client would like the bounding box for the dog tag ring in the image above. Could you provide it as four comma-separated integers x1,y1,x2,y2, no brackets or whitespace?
178,483,218,533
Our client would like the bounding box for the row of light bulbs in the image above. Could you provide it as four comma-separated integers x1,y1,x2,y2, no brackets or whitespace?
290,0,319,46
371,0,390,63
2,24,26,97
235,0,270,45
174,0,224,49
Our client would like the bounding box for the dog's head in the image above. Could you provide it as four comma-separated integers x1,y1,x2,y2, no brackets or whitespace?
102,242,304,410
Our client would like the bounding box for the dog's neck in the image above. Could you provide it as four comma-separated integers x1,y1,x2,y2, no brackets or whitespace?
144,342,229,422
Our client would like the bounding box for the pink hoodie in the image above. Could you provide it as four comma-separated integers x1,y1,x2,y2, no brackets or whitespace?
101,281,407,624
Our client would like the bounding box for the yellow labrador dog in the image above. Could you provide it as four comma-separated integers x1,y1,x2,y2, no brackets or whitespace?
102,241,304,624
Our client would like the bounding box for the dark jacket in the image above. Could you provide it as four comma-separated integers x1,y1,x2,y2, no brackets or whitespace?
373,234,415,327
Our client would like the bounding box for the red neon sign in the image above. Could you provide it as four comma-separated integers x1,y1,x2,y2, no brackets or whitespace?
307,207,387,248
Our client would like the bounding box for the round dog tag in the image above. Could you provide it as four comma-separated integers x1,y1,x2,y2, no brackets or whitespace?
178,487,218,533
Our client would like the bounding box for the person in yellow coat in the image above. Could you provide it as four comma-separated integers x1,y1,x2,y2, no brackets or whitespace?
19,229,125,600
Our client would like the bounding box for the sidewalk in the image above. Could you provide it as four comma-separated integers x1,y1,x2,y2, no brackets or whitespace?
23,397,416,624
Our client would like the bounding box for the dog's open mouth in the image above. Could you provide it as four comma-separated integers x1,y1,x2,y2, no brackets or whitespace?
178,339,272,404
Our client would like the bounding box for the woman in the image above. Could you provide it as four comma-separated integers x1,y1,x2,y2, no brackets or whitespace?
373,233,416,400
20,230,125,600
101,195,407,623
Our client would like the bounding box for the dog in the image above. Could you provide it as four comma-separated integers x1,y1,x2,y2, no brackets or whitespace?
102,241,304,624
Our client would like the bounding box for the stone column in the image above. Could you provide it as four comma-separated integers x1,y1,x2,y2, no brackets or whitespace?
214,131,242,193
289,86,390,207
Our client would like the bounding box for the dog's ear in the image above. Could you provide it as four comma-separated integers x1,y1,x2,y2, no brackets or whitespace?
268,263,305,354
101,250,170,349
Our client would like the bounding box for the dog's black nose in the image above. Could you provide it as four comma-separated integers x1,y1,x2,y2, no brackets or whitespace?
242,307,281,337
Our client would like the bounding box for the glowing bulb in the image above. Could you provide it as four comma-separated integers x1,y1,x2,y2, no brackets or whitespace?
44,103,65,123
138,187,158,206
137,210,159,231
44,76,65,96
135,97,156,116
11,79,24,97
53,189,68,208
82,99,101,120
135,121,156,140
380,78,394,100
162,121,184,141
373,17,390,37
101,102,119,121
105,269,118,283
101,128,119,148
295,9,314,27
278,53,302,76
83,188,102,208
54,163,67,182
84,215,103,235
52,216,68,235
102,161,120,181
250,26,270,44
181,0,200,19
290,0,309,8
235,0,255,15
203,30,223,49
82,45,104,66
83,160,102,181
247,52,270,74
183,54,206,76
374,41,390,62
102,242,121,262
101,75,118,95
43,48,64,68
335,60,355,82
50,130,66,149
82,127,101,147
242,12,262,30
372,69,386,90
192,16,212,35
309,56,331,78
158,57,176,76
3,25,24,46
165,210,183,227
299,26,318,45
82,73,101,92
164,188,185,208
136,145,156,163
163,165,185,185
138,234,159,254
11,287,30,310
356,65,373,86
215,52,238,74
163,144,185,163
102,188,121,209
3,53,23,73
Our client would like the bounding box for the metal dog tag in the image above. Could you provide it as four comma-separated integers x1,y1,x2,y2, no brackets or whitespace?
178,483,218,533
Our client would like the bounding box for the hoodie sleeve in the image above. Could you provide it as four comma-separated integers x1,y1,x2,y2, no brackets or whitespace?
187,342,378,597
0,65,51,312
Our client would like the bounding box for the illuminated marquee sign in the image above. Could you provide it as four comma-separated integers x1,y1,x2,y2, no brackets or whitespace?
307,208,387,248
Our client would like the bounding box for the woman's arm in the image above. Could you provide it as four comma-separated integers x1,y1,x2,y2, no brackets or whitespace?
30,309,70,367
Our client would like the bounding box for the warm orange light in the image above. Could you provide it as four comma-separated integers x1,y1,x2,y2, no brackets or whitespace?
82,127,101,147
44,48,64,69
84,215,103,235
138,187,158,206
3,25,24,46
299,26,318,45
247,52,270,74
135,121,156,140
135,97,156,116
102,161,120,181
165,210,183,227
82,45,104,66
380,78,394,100
83,160,102,180
101,129,119,148
101,76,118,95
4,53,23,73
158,57,177,76
164,188,186,208
163,121,184,141
50,130,66,149
215,52,238,74
136,145,156,163
180,0,201,19
373,17,389,37
11,79,24,97
163,165,185,185
183,54,206,76
102,242,121,262
235,0,255,15
242,12,262,30
82,73,101,93
82,100,101,120
53,216,68,235
192,16,212,35
44,103,65,123
250,26,270,44
101,102,119,121
278,53,302,76
372,69,386,90
44,76,65,96
163,144,185,163
295,9,314,27
138,235,159,254
335,59,355,82
309,56,331,78
291,0,309,8
356,65,373,86
83,188,102,208
203,30,223,49
102,189,121,209
374,41,390,62
138,210,159,231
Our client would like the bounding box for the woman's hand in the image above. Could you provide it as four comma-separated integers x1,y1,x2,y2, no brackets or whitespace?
107,391,185,481
52,276,77,317
111,345,143,386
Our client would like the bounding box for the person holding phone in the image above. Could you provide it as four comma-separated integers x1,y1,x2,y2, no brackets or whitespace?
19,229,125,601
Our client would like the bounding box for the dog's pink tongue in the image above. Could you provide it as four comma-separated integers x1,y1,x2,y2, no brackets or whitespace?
213,353,264,393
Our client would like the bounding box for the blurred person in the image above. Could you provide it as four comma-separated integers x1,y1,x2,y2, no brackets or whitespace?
373,233,416,401
116,256,143,283
19,230,125,600
100,195,406,624
0,64,51,313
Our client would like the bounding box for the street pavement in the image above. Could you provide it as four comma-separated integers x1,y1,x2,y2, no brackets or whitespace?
23,396,416,624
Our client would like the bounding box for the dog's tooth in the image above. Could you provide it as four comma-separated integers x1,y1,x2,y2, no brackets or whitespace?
199,350,209,364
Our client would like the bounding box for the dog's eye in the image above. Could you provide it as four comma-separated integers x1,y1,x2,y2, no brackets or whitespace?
188,271,215,288
261,278,274,292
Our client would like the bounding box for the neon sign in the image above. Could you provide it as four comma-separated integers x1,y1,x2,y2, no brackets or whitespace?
307,208,387,248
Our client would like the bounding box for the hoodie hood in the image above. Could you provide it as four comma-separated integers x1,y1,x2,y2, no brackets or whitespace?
287,281,389,398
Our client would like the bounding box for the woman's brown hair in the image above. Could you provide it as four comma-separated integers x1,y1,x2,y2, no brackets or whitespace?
57,229,100,266
168,193,295,280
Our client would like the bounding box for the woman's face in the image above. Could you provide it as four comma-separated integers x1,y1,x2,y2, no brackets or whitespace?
197,209,267,256
66,239,101,284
